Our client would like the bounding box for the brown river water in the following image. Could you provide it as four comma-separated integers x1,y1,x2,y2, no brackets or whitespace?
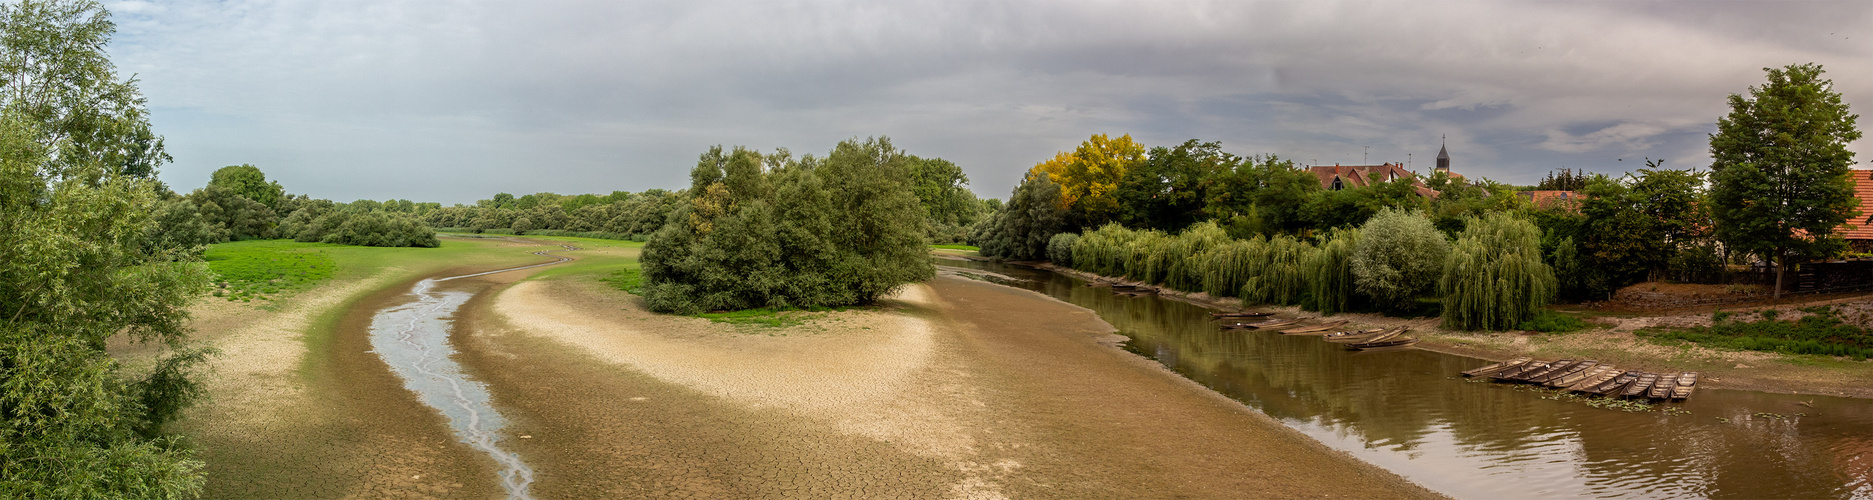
948,260,1873,500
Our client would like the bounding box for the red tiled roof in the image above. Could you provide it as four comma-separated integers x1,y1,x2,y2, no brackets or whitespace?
1310,163,1440,197
1518,190,1581,210
1841,170,1873,239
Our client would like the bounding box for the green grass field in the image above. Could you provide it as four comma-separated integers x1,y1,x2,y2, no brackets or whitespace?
204,240,340,302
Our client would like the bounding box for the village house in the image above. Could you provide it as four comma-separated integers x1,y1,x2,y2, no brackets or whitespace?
1843,169,1873,252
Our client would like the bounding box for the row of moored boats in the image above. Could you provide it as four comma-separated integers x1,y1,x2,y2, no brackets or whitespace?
1212,313,1421,351
1461,357,1699,400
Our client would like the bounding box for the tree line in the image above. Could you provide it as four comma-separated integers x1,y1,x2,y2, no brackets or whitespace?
152,164,440,249
980,63,1860,327
423,154,991,244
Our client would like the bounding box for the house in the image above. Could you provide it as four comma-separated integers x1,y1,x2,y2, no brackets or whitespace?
1842,169,1873,252
1518,190,1581,210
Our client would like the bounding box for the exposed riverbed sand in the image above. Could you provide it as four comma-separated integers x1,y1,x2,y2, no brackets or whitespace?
478,273,1444,498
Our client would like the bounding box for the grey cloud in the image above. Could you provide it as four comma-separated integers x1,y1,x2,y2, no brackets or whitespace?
109,0,1872,204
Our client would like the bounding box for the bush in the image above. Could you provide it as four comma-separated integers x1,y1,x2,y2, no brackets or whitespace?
277,207,439,248
1351,208,1449,311
1440,212,1556,330
640,139,934,314
1046,232,1079,266
1240,235,1314,306
1162,221,1229,292
1518,310,1590,333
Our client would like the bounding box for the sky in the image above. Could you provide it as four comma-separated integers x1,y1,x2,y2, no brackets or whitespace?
108,0,1873,205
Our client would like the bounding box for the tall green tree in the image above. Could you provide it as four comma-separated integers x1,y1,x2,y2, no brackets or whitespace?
1,1,210,496
1709,63,1862,298
205,164,284,209
1349,208,1449,311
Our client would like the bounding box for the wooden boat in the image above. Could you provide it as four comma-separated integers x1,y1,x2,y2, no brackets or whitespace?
1589,371,1641,395
1463,357,1533,377
1348,337,1419,350
1110,283,1139,290
1515,359,1575,382
1279,320,1350,334
1539,360,1598,386
1211,311,1275,319
1319,328,1387,341
1671,372,1699,400
1326,327,1404,344
1648,372,1681,399
1244,318,1307,329
1493,361,1548,381
1561,365,1618,391
1622,372,1661,398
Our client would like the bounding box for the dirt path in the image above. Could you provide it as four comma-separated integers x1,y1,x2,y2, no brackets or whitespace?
474,272,1443,498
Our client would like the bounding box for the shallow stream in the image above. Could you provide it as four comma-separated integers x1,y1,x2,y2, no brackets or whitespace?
367,245,573,499
947,260,1873,499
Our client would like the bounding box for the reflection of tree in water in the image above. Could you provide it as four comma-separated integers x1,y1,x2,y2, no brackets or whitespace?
962,260,1873,499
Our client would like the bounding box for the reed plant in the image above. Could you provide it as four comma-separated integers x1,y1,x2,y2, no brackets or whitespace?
1440,212,1557,330
1306,227,1360,315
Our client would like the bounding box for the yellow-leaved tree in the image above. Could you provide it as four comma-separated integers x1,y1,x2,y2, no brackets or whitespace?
1029,133,1146,224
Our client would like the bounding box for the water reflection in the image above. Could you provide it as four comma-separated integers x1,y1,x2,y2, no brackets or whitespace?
946,261,1873,499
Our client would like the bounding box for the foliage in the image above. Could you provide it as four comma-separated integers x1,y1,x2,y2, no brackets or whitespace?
206,164,284,209
1069,223,1136,277
1046,232,1078,267
1517,310,1591,333
1709,63,1863,296
1535,168,1591,191
602,267,643,294
1240,235,1315,306
906,155,984,244
1160,221,1229,291
1030,133,1147,225
0,1,210,495
1439,212,1557,330
276,204,438,248
1637,307,1873,360
974,171,1065,261
640,138,934,314
1115,140,1234,232
1306,227,1360,315
203,240,337,301
1350,208,1449,311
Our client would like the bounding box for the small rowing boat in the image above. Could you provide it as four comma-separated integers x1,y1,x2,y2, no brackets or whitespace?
1325,327,1404,344
1621,372,1661,398
1515,359,1575,382
1211,311,1275,319
1348,337,1419,350
1559,365,1617,390
1462,357,1533,377
1588,371,1640,395
1538,360,1598,386
1279,320,1351,334
1243,318,1306,329
1671,372,1699,400
1319,328,1387,340
1648,372,1681,399
1493,360,1548,381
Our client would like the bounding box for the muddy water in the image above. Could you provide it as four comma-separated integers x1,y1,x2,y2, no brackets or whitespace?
368,246,573,499
946,261,1873,500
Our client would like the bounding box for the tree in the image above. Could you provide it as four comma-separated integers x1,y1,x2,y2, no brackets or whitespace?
1349,208,1449,311
1710,63,1862,298
640,138,932,314
1440,212,1556,330
1030,133,1146,226
906,155,982,243
1115,139,1233,231
1,1,210,495
206,164,284,209
974,171,1065,261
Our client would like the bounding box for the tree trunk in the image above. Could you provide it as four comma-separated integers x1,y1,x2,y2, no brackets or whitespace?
1773,251,1785,300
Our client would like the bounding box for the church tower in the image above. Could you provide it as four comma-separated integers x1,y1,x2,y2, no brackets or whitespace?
1434,135,1451,175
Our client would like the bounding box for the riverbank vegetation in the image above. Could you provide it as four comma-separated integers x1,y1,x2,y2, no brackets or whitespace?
1638,306,1873,360
638,138,936,314
976,63,1860,339
1,0,210,495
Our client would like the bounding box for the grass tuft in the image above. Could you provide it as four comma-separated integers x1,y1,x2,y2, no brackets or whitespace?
1518,310,1592,333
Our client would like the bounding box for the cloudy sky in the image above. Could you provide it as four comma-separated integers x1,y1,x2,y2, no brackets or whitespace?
110,0,1872,205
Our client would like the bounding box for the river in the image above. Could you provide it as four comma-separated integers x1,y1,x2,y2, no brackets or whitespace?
947,259,1873,499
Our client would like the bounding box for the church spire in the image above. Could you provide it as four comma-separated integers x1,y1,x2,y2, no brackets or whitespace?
1435,135,1450,173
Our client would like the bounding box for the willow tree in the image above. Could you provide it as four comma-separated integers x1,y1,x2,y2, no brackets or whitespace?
1241,235,1315,306
1709,63,1862,298
1350,208,1449,311
1306,227,1360,315
1440,212,1557,330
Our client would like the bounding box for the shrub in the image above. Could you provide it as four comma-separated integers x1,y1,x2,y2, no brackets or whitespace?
1162,221,1230,292
1637,308,1873,360
1351,208,1449,311
1197,238,1260,298
1440,212,1556,330
1047,232,1079,266
1518,310,1590,333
